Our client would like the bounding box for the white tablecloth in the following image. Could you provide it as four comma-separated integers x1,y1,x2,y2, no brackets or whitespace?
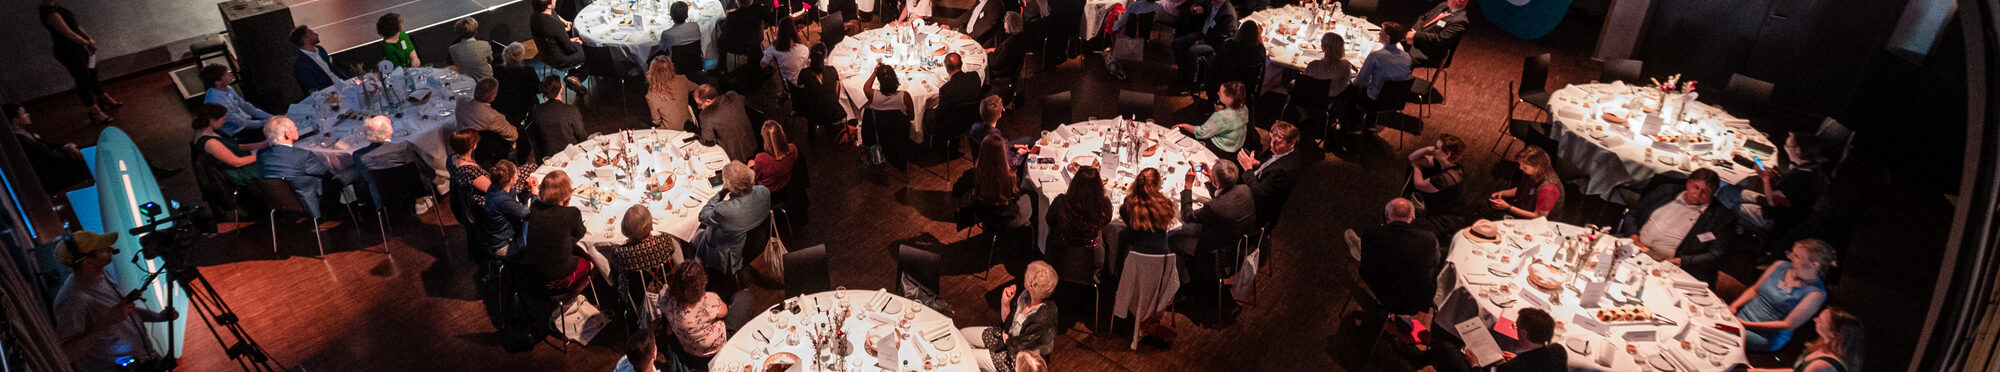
1545,83,1775,199
286,67,474,194
1024,119,1216,250
712,290,977,372
575,0,726,73
828,22,987,144
528,129,728,246
1438,219,1749,371
1242,5,1379,71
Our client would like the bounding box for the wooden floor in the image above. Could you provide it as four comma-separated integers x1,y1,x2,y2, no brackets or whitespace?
14,1,1948,371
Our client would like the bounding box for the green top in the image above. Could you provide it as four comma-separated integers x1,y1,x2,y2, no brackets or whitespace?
382,32,417,68
1188,106,1249,153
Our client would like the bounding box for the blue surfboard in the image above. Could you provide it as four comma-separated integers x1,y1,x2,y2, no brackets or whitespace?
92,127,188,359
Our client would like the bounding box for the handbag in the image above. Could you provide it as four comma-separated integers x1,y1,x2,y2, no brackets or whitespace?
750,215,789,284
1230,247,1259,301
553,294,609,344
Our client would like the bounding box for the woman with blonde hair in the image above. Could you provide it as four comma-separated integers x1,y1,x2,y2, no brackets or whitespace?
751,120,798,192
1487,147,1561,219
1121,168,1178,254
647,56,699,130
1733,239,1835,352
961,261,1060,372
524,170,593,292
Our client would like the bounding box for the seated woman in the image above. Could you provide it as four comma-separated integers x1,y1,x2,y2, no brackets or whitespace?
1407,134,1466,215
1172,82,1251,157
1731,239,1833,352
661,261,728,369
795,45,844,139
524,170,593,294
481,160,537,258
1749,306,1863,372
863,64,916,169
1215,22,1266,98
1045,167,1112,282
494,43,540,124
751,120,798,193
1486,147,1560,219
646,56,699,131
1120,168,1178,255
191,103,268,189
376,13,419,67
599,205,683,326
960,261,1059,372
961,134,1031,233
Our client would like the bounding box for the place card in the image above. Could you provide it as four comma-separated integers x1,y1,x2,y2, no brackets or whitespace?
1573,313,1613,337
1579,281,1609,309
1456,319,1505,366
1518,290,1551,309
1622,330,1657,342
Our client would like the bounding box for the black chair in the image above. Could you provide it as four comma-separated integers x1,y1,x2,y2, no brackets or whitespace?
671,43,705,77
188,138,246,221
1497,54,1552,154
1720,73,1775,116
1121,9,1157,40
360,163,446,251
783,244,831,297
1815,118,1854,170
928,101,981,160
1600,58,1643,84
1041,91,1075,131
256,178,326,257
1345,0,1379,22
1117,89,1156,121
895,245,941,297
474,131,514,167
1359,79,1416,146
1408,44,1456,117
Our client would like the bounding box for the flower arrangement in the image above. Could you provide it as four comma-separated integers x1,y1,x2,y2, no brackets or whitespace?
1651,74,1698,94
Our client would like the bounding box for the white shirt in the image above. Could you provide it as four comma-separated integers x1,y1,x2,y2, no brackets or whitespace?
965,0,990,34
301,48,339,82
1639,197,1708,260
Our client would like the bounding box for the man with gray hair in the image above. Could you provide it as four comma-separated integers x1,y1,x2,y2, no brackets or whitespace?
354,115,436,214
694,162,771,278
258,116,361,219
1175,159,1258,300
1357,197,1441,316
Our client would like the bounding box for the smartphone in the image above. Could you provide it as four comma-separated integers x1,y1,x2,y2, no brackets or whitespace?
1752,156,1766,171
709,175,724,187
1196,163,1207,173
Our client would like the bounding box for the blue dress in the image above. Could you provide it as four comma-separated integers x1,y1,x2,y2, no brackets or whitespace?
1735,261,1823,351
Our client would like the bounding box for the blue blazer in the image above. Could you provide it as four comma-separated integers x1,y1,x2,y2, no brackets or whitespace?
294,46,345,94
259,145,339,218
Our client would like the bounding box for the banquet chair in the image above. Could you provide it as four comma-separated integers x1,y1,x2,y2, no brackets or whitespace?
256,178,327,257
1600,58,1644,85
1210,230,1261,324
1342,228,1395,357
1496,53,1552,155
895,245,945,312
1051,235,1108,333
1040,91,1075,132
501,259,595,352
360,163,447,252
1360,79,1417,147
783,245,831,298
1815,118,1855,173
1118,89,1157,121
1720,73,1775,116
671,43,705,77
1345,0,1379,22
474,131,514,167
1408,45,1456,117
1114,250,1180,350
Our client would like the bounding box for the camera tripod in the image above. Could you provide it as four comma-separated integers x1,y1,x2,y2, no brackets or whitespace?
128,205,286,372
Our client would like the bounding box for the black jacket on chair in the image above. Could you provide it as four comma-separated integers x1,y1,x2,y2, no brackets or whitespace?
1616,184,1737,284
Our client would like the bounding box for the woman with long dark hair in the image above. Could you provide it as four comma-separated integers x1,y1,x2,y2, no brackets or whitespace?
190,103,268,189
1046,166,1113,281
964,133,1028,232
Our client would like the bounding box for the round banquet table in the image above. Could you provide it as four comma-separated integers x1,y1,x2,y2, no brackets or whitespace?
574,0,725,74
1023,119,1218,252
527,129,729,246
712,290,977,372
828,21,987,144
286,67,475,194
1437,218,1749,371
1242,5,1381,71
1544,83,1776,199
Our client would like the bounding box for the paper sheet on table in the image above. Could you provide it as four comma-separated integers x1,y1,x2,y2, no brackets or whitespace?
1457,319,1504,366
876,331,903,370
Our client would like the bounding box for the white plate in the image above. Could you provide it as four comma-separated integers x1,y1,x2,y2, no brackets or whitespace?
930,333,957,351
1659,156,1680,166
1648,354,1679,371
1686,294,1716,307
1701,339,1730,355
882,299,904,314
1566,339,1591,354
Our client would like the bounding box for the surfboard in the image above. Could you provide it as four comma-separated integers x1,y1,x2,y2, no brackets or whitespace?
1479,0,1571,40
92,127,188,359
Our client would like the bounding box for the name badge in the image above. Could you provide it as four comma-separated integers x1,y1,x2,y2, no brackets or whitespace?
1697,232,1717,243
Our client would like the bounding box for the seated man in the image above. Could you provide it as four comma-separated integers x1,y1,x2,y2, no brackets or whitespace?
654,2,703,55
54,230,180,372
1236,121,1306,226
354,116,436,213
291,26,348,94
1175,160,1256,288
1358,198,1439,316
447,19,497,81
529,76,590,160
5,103,92,193
1618,168,1736,284
1405,0,1470,67
1338,22,1412,131
258,117,361,219
695,85,757,162
456,78,516,142
695,162,771,277
200,64,273,139
949,0,1006,46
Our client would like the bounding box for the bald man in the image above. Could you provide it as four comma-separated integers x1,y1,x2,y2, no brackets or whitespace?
1358,198,1442,315
258,116,362,219
354,115,436,212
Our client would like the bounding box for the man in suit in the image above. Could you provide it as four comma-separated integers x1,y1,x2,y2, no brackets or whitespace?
447,19,497,81
259,117,361,219
1618,168,1737,284
1358,198,1440,316
5,103,91,193
696,162,770,276
655,2,702,55
950,0,1006,46
934,54,983,110
529,76,590,160
1175,160,1256,289
1236,121,1306,226
354,115,435,214
291,26,347,95
695,85,757,161
1405,0,1469,67
456,78,517,142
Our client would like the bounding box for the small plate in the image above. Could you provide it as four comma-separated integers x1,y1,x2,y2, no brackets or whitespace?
1566,339,1591,355
1648,354,1679,371
882,299,904,314
1701,339,1730,355
931,334,957,351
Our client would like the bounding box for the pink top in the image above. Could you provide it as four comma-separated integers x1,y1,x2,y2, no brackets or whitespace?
666,291,728,357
